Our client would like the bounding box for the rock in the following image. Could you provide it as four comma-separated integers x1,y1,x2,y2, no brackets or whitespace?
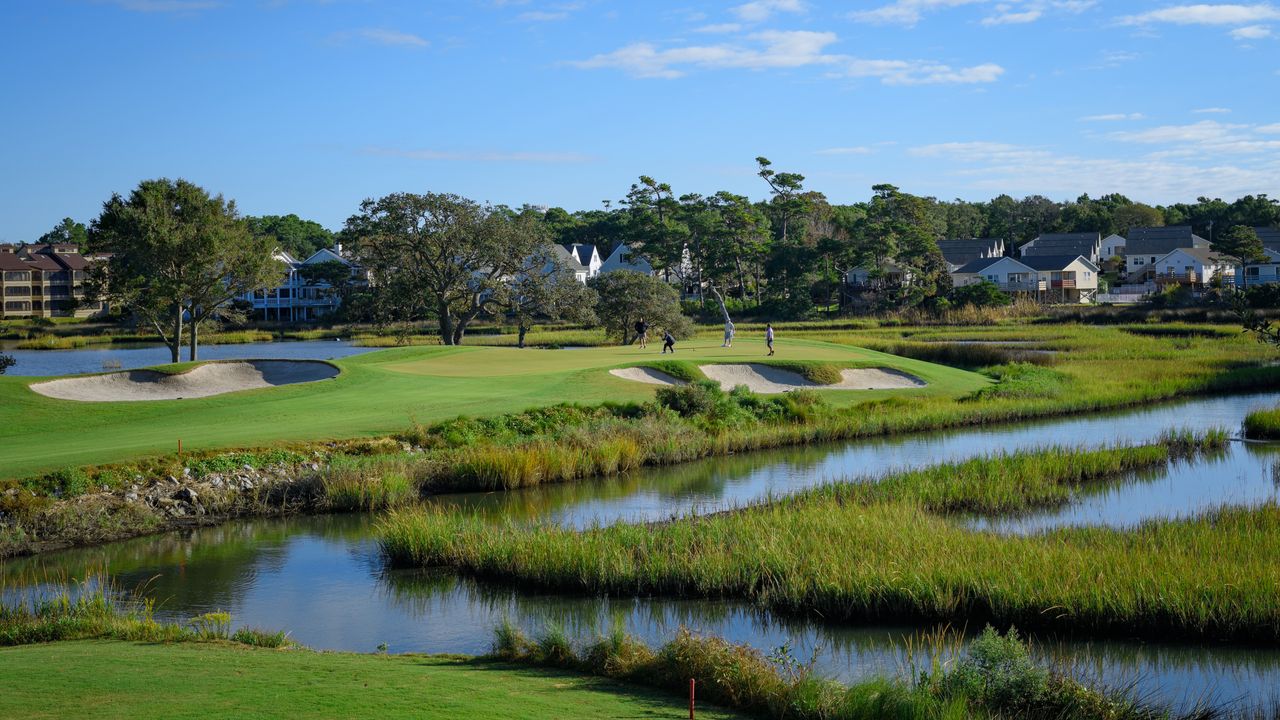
167,475,178,484
3,488,16,497
243,464,254,472
101,485,110,492
173,487,198,504
183,467,191,477
125,492,139,503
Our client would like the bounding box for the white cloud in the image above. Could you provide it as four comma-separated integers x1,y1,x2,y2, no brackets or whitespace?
365,147,594,163
518,10,569,21
849,0,985,27
694,23,744,33
816,146,874,155
908,140,1280,201
1080,113,1145,121
730,0,806,22
1108,120,1280,157
1259,123,1280,133
982,8,1042,24
1231,23,1274,37
354,28,429,47
1119,3,1280,26
1194,107,1232,113
572,30,1003,85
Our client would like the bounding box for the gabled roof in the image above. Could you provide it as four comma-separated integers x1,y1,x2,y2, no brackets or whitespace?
952,256,1006,274
600,243,653,274
563,243,598,268
1126,226,1209,256
302,247,353,266
1156,247,1231,265
1255,227,1280,248
552,244,587,272
1018,254,1099,272
937,237,1003,266
1023,232,1100,258
20,253,62,271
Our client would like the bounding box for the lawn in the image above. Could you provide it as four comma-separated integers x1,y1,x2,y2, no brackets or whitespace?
0,338,985,478
0,640,743,720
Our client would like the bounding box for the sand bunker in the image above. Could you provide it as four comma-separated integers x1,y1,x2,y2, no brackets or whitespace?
30,360,339,402
699,364,925,394
609,367,685,386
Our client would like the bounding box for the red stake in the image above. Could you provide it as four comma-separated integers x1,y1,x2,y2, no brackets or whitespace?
689,678,696,720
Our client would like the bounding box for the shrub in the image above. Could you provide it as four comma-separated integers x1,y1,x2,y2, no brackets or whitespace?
188,611,232,641
966,363,1070,401
934,626,1048,711
230,627,290,648
1244,405,1280,440
655,381,721,418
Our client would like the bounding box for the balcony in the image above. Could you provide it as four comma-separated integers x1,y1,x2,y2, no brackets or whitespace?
1050,278,1076,289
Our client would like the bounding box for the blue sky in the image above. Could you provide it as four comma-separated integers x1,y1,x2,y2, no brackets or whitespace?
2,0,1278,240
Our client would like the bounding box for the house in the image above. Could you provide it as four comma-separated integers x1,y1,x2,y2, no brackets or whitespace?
1150,247,1234,288
598,243,654,275
846,260,911,289
0,243,106,319
950,256,1040,293
1018,255,1100,303
241,245,366,322
1020,232,1101,264
563,243,602,278
1241,247,1280,288
551,244,591,283
1100,234,1126,261
1125,226,1209,279
937,237,1005,270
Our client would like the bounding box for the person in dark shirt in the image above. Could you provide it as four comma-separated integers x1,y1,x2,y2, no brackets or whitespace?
634,318,649,348
661,329,676,354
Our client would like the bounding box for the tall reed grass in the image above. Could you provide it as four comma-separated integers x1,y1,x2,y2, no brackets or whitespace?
379,434,1272,644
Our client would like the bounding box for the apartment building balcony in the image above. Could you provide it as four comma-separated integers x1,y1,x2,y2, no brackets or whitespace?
997,280,1045,293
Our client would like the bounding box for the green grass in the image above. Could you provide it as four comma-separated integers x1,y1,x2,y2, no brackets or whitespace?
378,434,1279,644
1243,405,1280,440
0,641,747,720
0,338,982,478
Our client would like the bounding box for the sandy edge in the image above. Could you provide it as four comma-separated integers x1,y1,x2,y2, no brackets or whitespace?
609,367,685,386
30,360,339,403
700,364,925,394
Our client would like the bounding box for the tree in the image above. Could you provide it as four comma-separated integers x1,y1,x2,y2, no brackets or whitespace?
588,271,691,345
756,157,810,245
87,178,284,363
346,192,546,345
950,280,1012,308
1213,225,1267,265
298,260,356,301
0,353,14,374
498,245,599,348
246,214,335,259
37,217,88,248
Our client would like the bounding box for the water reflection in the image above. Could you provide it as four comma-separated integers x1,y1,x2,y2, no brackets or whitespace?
0,339,374,376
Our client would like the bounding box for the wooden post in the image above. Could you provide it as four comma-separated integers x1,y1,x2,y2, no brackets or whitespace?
178,438,182,457
689,678,695,720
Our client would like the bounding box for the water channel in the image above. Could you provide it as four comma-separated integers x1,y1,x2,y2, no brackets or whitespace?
4,387,1280,713
0,339,375,376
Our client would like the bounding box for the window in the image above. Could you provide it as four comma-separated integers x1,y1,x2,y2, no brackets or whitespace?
1150,256,1156,263
4,287,30,296
1134,258,1144,266
1247,267,1260,276
4,301,30,311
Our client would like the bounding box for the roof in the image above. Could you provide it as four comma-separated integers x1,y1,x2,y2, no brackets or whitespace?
1157,247,1231,265
1018,254,1099,272
1023,232,1099,258
0,253,30,271
49,252,88,270
20,254,62,271
1255,227,1280,247
937,238,1003,266
1126,226,1209,256
552,244,587,272
952,256,1005,274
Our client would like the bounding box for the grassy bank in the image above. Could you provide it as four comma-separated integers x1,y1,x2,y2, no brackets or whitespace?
1243,406,1280,440
377,434,1280,645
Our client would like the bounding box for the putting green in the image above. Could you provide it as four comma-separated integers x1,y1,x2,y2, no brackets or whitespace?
0,339,989,478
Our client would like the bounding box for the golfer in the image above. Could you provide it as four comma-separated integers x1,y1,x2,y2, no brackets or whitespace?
722,320,735,348
634,318,649,348
765,323,775,356
661,329,676,354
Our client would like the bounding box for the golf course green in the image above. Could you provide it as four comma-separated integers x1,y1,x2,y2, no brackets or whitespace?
0,338,987,478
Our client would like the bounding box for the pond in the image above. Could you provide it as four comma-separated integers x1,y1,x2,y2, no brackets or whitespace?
0,339,375,376
5,391,1280,713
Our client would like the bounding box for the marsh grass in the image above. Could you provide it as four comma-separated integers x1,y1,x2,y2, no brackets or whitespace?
378,434,1270,644
488,623,1190,720
1243,406,1280,440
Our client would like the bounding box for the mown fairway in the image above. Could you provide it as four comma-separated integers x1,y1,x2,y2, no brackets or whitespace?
0,640,744,720
0,337,984,477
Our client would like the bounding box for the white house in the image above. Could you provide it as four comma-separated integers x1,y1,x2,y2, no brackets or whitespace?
564,243,602,278
1100,234,1126,261
847,260,912,288
1151,247,1234,287
1125,226,1209,279
1240,248,1280,288
243,245,366,321
599,243,654,275
950,256,1040,293
1018,255,1100,303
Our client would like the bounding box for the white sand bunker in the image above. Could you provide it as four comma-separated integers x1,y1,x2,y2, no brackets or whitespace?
699,364,925,394
609,367,686,386
31,360,339,402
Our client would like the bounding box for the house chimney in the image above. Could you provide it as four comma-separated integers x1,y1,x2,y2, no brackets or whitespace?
334,242,343,255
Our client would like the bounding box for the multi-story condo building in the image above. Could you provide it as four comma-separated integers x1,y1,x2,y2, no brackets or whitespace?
0,243,105,319
241,245,367,322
